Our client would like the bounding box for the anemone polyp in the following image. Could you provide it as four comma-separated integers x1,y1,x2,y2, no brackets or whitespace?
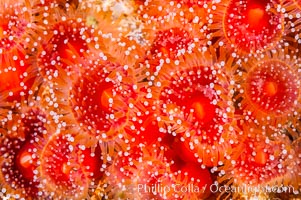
40,133,90,199
156,51,236,166
68,58,137,141
16,107,49,139
144,17,206,58
136,23,200,82
210,0,284,53
38,19,93,80
0,106,53,198
218,133,298,199
235,50,301,127
0,137,40,199
225,0,283,52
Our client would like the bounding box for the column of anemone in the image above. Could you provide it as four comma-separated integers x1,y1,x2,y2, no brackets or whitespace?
217,132,298,199
0,0,43,103
233,47,301,131
135,16,207,83
94,146,179,200
85,3,146,68
209,0,284,55
151,49,237,167
0,104,54,199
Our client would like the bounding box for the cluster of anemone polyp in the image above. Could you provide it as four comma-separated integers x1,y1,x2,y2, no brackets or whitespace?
1,0,301,199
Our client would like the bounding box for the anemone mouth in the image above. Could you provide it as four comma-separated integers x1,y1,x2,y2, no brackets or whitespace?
223,0,283,52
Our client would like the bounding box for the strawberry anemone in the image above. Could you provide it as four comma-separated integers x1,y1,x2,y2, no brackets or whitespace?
223,0,283,52
157,52,237,167
218,133,297,198
38,18,93,81
235,50,301,127
40,133,90,199
0,0,37,52
0,138,40,199
0,107,50,199
150,27,194,59
67,58,137,146
209,0,284,53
